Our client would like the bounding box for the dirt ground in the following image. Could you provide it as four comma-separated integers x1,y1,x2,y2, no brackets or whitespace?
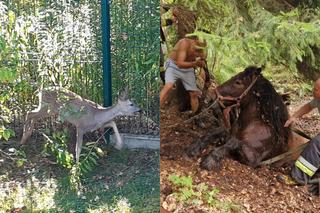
160,95,320,212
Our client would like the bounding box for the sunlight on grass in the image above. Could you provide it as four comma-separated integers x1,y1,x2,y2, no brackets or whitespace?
0,147,159,212
88,197,131,213
0,175,58,212
0,149,159,212
0,175,134,213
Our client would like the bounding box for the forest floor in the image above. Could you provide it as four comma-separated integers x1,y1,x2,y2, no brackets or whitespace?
160,78,320,212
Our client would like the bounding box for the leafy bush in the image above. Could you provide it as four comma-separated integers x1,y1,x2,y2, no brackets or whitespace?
43,129,74,169
41,128,105,190
163,0,320,83
0,35,19,142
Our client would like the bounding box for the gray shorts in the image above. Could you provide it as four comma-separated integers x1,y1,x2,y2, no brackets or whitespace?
164,59,199,91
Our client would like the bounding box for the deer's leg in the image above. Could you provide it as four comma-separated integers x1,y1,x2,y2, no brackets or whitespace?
201,136,241,171
104,121,123,150
75,128,84,163
20,106,49,145
97,127,107,144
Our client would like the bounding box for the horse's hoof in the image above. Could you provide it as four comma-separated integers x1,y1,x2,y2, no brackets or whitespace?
200,155,221,171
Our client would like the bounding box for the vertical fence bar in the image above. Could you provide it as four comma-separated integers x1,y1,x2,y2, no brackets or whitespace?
101,0,112,107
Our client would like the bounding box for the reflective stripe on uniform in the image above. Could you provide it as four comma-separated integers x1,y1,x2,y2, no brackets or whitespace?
298,156,318,172
295,156,317,177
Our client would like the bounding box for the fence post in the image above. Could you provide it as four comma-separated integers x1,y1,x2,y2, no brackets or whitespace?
101,0,112,107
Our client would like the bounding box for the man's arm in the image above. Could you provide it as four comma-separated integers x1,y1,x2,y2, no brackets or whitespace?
284,102,315,127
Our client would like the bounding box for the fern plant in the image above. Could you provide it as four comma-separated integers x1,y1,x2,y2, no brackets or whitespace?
164,0,320,83
168,174,239,210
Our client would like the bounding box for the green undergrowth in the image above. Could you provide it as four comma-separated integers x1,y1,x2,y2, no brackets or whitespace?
263,66,313,99
0,142,160,213
168,174,241,212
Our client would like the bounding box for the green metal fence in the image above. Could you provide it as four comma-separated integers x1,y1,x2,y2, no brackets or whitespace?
110,0,160,133
0,0,159,135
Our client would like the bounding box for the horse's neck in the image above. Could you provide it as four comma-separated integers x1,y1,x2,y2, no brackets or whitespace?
239,100,259,126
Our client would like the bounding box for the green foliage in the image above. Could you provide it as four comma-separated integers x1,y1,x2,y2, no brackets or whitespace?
43,129,101,171
35,0,102,92
42,129,103,190
0,0,104,132
168,174,193,188
0,127,15,141
168,174,239,211
68,142,101,190
0,84,15,142
13,149,28,167
175,0,234,27
164,0,320,83
110,0,160,123
1,0,159,137
0,33,19,141
43,130,74,169
78,142,101,174
0,37,19,83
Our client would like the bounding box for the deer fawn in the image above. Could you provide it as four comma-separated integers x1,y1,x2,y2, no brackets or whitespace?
20,87,141,163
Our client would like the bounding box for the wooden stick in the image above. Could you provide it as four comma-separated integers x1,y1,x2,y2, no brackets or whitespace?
260,143,308,166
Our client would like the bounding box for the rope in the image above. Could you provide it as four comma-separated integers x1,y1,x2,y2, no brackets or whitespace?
167,99,219,129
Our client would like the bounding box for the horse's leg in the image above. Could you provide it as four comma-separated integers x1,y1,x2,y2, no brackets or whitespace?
240,144,266,168
201,136,241,171
186,126,226,157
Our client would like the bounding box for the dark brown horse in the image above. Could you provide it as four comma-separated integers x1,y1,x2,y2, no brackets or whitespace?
187,66,291,170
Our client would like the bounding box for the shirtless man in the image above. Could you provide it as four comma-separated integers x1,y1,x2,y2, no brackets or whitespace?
159,36,206,113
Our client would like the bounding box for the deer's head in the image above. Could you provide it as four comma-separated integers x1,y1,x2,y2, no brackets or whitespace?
117,87,141,116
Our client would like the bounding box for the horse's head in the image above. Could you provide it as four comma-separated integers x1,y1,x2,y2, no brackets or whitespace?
213,66,263,106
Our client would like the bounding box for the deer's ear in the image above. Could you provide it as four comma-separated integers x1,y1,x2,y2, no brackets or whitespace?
119,87,128,101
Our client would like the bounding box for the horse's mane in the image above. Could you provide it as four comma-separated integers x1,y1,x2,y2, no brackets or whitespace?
243,66,289,150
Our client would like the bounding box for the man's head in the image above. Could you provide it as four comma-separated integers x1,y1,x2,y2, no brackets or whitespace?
185,34,206,45
313,78,320,99
187,29,209,45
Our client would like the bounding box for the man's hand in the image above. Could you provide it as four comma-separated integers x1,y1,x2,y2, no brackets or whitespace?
284,117,296,127
195,58,206,68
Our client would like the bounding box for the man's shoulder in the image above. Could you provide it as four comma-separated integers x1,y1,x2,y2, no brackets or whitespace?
175,38,192,49
178,38,193,44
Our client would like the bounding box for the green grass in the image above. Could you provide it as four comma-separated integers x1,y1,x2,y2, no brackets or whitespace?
0,143,160,213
